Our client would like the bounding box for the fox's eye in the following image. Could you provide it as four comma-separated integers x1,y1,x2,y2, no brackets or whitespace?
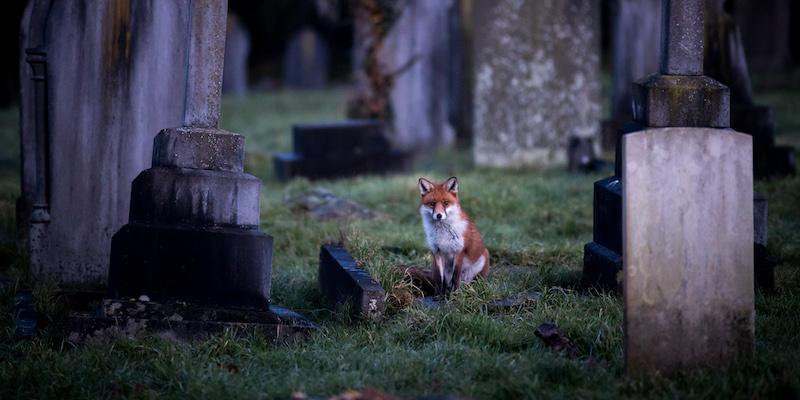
443,201,449,206
429,202,435,207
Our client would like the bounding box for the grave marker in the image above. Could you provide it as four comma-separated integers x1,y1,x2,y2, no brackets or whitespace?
616,0,755,376
471,0,601,168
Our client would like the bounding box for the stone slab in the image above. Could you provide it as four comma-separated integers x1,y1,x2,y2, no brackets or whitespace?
60,293,317,344
292,120,389,159
66,314,314,344
128,167,261,228
273,151,411,182
152,127,246,172
623,127,754,376
318,245,385,319
108,222,273,309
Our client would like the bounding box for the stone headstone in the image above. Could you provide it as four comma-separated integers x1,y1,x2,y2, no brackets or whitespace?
19,0,190,284
623,127,754,376
379,0,462,150
283,26,329,89
602,0,661,151
472,0,601,168
704,2,795,178
222,13,250,96
733,0,792,73
610,0,661,121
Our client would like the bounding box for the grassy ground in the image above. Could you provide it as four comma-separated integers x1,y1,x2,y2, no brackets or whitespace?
1,76,799,399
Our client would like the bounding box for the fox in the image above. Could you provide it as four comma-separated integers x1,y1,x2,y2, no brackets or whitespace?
409,176,490,295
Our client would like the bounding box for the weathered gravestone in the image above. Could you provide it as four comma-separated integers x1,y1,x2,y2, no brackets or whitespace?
617,0,754,376
472,0,600,168
603,0,660,150
378,0,463,150
273,120,411,181
283,26,329,90
19,1,190,284
222,12,250,96
108,0,273,309
733,0,792,74
704,0,795,178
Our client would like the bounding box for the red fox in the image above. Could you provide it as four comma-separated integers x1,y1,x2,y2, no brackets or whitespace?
410,176,490,295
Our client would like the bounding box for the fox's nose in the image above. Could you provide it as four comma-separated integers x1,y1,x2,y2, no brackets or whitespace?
436,213,443,220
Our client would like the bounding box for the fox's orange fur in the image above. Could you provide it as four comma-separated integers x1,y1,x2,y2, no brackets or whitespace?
406,177,490,295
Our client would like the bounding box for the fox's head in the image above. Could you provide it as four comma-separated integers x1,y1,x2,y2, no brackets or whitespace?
419,177,460,222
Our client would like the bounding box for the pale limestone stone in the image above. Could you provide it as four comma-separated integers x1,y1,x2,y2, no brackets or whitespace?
472,0,600,168
623,127,754,376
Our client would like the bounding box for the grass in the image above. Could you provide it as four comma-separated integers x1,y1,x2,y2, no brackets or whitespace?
1,76,799,399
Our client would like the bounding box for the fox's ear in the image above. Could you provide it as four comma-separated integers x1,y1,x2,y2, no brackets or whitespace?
444,177,458,194
418,178,433,195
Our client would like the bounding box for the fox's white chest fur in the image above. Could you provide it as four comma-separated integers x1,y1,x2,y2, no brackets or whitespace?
420,205,468,257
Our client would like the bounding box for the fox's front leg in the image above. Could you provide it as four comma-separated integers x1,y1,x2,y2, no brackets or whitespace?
432,254,445,295
452,252,464,289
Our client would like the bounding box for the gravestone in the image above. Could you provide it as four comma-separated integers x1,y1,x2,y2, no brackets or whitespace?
602,0,660,150
222,13,250,96
19,0,190,284
273,120,411,181
733,0,792,74
623,127,754,376
704,1,795,178
108,0,273,309
378,0,462,150
472,0,601,168
613,0,754,376
283,26,329,90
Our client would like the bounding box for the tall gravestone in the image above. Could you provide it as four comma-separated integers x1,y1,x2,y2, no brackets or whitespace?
616,0,754,376
222,13,250,96
379,0,462,150
108,0,273,309
472,0,600,168
704,0,795,178
602,0,660,150
19,0,190,284
283,26,329,90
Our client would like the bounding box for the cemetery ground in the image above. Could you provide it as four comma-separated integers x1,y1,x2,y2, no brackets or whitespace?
1,74,799,399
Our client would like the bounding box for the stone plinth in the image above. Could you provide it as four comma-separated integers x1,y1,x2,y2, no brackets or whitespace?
632,74,729,128
623,127,754,376
318,245,385,319
472,0,600,168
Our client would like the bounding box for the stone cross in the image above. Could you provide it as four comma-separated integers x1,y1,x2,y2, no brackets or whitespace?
659,0,704,75
183,0,226,129
109,0,274,309
621,0,754,377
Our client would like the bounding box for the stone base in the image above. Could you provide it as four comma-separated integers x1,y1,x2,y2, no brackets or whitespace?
64,296,316,344
632,74,730,128
318,245,385,319
108,222,273,309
